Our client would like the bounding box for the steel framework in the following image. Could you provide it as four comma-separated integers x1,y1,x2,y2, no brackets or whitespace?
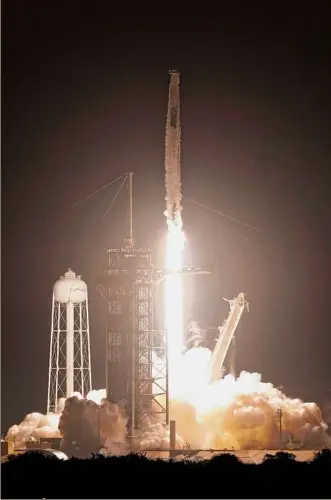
97,246,168,435
47,295,92,414
134,266,168,428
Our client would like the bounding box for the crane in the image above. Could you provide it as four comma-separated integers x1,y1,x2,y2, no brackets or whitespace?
165,69,182,225
209,293,249,383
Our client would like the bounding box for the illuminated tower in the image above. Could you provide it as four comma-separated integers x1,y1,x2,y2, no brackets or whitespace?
47,269,92,413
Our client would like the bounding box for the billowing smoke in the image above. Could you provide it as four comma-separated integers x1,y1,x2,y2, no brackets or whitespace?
137,416,185,451
165,348,330,450
131,348,330,452
5,389,127,456
59,395,127,457
6,412,61,445
6,352,330,454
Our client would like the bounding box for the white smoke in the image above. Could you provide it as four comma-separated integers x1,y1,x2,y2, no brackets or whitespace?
6,412,61,445
6,389,107,447
138,417,185,451
6,352,330,453
165,347,330,450
134,348,330,451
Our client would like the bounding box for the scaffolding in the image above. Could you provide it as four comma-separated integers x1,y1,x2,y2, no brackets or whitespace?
97,246,168,435
135,265,168,428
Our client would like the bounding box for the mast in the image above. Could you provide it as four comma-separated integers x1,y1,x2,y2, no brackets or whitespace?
124,172,135,248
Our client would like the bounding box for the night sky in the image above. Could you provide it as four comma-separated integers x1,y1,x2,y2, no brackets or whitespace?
2,3,331,433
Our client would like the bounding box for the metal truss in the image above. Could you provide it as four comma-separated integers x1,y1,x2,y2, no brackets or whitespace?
47,299,92,414
135,274,167,428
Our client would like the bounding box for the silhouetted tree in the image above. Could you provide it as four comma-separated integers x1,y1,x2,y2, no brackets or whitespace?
2,449,331,499
312,447,331,465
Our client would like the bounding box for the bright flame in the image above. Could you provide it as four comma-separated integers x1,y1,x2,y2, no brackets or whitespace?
165,215,186,399
160,213,330,451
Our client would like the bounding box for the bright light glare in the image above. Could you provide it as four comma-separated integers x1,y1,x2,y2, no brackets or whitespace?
165,216,186,399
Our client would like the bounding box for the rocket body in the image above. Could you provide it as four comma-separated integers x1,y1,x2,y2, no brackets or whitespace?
165,70,182,224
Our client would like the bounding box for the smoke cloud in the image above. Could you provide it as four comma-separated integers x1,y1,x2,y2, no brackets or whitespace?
165,348,330,450
59,394,127,457
6,351,330,454
6,389,127,457
6,412,61,444
133,348,330,452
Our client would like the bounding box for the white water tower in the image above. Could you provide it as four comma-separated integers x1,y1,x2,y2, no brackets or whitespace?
47,269,92,413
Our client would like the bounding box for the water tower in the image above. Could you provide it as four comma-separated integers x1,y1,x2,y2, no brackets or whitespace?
47,269,92,413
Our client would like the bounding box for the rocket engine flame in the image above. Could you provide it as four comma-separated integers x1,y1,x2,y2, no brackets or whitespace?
145,348,330,450
165,215,186,399
160,201,329,450
172,349,330,450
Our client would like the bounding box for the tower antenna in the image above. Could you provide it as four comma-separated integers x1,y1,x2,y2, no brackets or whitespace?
124,172,135,248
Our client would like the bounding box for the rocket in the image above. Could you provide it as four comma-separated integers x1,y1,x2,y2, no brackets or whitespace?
164,70,182,225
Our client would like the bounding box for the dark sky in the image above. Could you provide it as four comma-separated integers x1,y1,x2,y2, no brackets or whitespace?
2,3,331,432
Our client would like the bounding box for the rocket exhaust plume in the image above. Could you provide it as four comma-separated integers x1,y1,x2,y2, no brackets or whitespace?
171,350,330,450
165,217,186,398
142,348,330,450
5,374,330,454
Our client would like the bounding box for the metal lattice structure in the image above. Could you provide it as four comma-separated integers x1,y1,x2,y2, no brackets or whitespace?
102,261,133,405
97,247,168,435
47,270,92,413
134,262,168,428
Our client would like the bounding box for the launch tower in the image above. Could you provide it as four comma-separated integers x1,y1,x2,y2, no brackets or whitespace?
97,175,168,435
47,269,92,413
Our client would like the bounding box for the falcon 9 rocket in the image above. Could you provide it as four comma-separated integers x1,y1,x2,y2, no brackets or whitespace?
164,70,182,227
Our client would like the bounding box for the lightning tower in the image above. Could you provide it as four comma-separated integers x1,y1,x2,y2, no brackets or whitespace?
47,269,92,413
